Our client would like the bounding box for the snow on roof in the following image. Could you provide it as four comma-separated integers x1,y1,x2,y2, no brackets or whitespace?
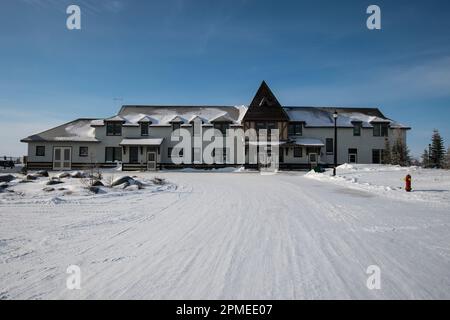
118,105,247,126
105,115,126,122
21,119,99,143
292,138,325,146
167,115,188,123
283,107,409,128
21,106,409,144
119,138,164,146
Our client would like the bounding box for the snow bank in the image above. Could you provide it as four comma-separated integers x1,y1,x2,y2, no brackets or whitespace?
305,164,450,205
0,170,176,205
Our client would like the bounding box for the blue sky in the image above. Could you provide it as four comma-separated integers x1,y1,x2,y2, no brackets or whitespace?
1,0,450,157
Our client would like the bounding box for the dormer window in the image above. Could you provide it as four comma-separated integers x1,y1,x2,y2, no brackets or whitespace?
140,122,149,136
106,122,122,136
353,122,362,136
172,122,181,137
213,122,230,135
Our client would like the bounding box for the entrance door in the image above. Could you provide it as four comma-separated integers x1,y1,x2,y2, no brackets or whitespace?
279,148,284,163
348,148,358,163
309,153,318,166
53,147,71,170
129,147,139,164
147,152,157,171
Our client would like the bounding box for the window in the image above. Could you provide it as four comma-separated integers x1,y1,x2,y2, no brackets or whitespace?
255,122,278,137
106,122,122,136
348,148,358,163
140,123,149,136
288,123,302,136
213,122,230,135
372,149,381,164
255,122,266,131
326,138,334,154
36,146,45,157
105,147,122,162
168,147,172,158
353,123,362,136
267,122,277,133
294,147,302,158
79,146,88,157
172,122,181,137
373,123,389,137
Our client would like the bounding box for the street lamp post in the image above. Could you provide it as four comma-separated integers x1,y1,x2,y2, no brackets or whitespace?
428,143,432,167
333,111,338,176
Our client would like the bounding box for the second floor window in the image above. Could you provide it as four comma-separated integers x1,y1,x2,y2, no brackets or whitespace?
288,123,302,136
353,123,362,136
255,122,278,136
172,122,181,137
140,123,149,136
373,123,389,137
106,122,122,136
213,122,230,135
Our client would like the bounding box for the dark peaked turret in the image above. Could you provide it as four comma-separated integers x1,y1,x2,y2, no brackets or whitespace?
243,81,290,121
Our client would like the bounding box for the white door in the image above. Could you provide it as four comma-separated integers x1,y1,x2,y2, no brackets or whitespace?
53,147,71,170
147,152,157,171
309,153,318,166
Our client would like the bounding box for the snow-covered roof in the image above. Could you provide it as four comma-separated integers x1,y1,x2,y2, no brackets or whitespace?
21,119,99,143
21,105,409,144
116,105,248,126
119,138,164,146
282,107,409,129
292,138,325,146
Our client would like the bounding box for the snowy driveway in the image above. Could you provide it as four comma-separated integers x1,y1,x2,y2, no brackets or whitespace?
1,171,449,299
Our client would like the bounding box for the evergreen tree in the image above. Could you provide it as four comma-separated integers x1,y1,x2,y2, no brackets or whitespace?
430,129,445,168
421,149,430,168
391,129,410,166
382,138,392,164
445,147,450,169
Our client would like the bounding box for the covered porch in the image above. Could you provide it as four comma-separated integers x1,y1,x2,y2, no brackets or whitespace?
280,137,325,168
119,138,164,171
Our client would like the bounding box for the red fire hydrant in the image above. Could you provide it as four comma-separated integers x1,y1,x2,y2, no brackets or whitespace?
405,174,412,192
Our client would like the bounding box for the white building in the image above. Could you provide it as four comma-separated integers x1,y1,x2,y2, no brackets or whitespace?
21,81,410,171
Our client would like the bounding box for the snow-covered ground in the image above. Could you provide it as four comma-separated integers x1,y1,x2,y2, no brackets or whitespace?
0,165,449,299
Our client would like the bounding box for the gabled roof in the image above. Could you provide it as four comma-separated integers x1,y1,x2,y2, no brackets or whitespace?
104,115,126,122
209,113,235,122
243,81,290,121
188,115,207,123
21,119,100,143
117,105,246,125
283,106,410,129
167,115,187,123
